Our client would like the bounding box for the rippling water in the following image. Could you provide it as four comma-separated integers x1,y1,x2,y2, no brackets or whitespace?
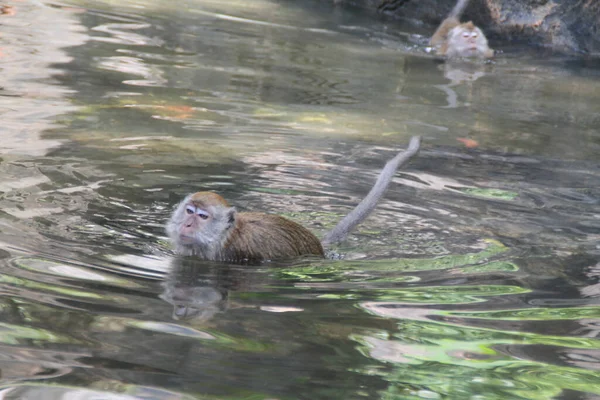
0,0,599,399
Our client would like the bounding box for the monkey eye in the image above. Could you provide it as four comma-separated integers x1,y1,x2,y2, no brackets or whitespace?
196,209,209,220
185,205,195,215
470,32,478,38
462,32,470,38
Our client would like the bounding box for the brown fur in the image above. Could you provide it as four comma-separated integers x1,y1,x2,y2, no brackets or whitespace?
223,213,324,263
430,0,494,59
190,191,230,208
167,137,422,264
430,16,460,49
166,191,324,263
437,21,494,58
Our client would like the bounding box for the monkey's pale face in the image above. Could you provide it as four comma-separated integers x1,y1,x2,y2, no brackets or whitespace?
447,24,490,58
166,193,236,256
460,29,479,50
179,203,211,244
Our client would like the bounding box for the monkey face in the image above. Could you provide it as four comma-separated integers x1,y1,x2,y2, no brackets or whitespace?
175,201,234,246
447,23,490,58
166,192,236,254
179,203,211,244
461,30,479,50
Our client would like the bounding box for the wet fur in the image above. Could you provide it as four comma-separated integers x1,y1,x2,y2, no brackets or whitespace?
430,16,461,49
430,0,493,59
167,194,323,263
167,136,421,263
222,213,324,263
166,192,235,260
445,22,493,58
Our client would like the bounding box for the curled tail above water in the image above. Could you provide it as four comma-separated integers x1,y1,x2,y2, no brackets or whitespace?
321,135,421,246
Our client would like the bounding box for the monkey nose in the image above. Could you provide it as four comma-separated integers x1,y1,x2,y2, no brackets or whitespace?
173,305,189,319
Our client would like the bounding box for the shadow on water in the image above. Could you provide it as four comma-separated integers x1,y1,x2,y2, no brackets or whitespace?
0,0,599,398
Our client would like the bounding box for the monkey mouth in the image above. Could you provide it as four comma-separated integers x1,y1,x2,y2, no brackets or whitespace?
178,234,198,244
463,47,479,56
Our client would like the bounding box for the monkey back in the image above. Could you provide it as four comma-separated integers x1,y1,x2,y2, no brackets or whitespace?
222,212,324,263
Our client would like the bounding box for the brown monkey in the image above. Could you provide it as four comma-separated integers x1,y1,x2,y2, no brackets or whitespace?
166,136,421,263
430,0,494,59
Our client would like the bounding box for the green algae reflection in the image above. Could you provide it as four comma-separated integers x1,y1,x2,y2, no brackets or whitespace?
318,285,529,304
354,316,600,399
92,316,277,353
458,188,519,201
0,322,79,345
276,239,513,283
450,306,600,321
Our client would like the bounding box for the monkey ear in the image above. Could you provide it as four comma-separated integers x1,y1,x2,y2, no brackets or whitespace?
226,207,236,228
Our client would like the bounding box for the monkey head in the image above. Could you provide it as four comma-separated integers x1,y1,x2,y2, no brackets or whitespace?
166,191,236,257
446,22,493,58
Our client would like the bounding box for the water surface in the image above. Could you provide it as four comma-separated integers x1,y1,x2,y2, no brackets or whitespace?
0,0,599,399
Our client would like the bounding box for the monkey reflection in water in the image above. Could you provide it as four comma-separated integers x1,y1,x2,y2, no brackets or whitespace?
430,0,494,59
160,259,231,322
166,136,421,264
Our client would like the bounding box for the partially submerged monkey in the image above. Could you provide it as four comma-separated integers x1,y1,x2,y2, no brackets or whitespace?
167,136,421,263
430,0,494,59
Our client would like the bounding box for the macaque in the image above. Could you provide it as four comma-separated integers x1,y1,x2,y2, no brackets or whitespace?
430,0,494,59
166,136,421,263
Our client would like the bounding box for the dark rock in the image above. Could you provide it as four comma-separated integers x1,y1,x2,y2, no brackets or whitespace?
341,0,600,55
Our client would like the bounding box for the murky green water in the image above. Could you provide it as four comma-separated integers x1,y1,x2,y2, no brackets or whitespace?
0,0,599,398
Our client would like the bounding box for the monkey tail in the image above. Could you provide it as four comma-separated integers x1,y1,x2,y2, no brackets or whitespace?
321,136,421,246
449,0,469,19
